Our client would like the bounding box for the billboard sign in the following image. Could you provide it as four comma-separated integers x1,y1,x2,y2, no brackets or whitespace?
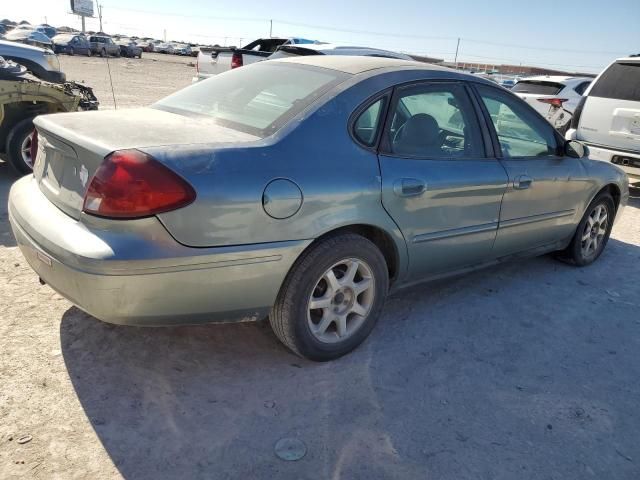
70,0,94,17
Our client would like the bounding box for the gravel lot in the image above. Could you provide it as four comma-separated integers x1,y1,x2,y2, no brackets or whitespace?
1,53,640,479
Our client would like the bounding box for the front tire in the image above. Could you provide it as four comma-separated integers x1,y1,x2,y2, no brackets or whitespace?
68,47,74,56
558,192,615,266
270,234,389,361
6,117,37,175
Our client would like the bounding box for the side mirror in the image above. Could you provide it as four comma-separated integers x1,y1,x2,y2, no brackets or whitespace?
564,140,585,158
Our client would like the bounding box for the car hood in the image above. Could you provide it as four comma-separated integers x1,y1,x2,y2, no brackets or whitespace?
35,107,260,154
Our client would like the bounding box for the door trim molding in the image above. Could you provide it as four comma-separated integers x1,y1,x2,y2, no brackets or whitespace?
413,222,498,243
499,209,575,229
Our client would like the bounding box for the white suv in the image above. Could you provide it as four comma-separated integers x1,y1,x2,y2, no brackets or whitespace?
511,76,592,134
566,56,640,183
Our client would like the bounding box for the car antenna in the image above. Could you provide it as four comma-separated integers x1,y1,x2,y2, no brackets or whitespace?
104,51,117,109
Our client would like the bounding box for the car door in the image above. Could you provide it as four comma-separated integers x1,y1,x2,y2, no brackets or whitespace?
376,81,508,283
473,84,587,257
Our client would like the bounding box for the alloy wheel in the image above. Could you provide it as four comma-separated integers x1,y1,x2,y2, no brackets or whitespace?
20,130,35,169
581,203,608,258
307,258,375,343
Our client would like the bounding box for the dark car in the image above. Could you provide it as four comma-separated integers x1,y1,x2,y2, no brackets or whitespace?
116,40,142,58
52,34,91,56
88,35,120,57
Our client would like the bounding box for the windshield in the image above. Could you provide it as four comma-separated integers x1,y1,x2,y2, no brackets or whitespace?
511,80,563,95
52,35,74,44
154,62,348,137
589,62,640,102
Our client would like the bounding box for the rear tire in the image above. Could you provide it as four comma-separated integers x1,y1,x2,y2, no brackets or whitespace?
6,117,37,175
556,192,615,266
270,234,389,361
86,49,92,57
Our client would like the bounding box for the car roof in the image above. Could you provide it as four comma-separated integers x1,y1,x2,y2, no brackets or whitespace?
518,75,593,83
271,55,447,75
279,43,412,60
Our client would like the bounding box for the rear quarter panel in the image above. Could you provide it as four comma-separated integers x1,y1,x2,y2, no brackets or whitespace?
151,71,428,279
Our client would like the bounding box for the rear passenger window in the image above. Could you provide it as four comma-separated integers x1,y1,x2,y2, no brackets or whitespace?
353,98,385,147
477,84,558,158
386,83,483,158
589,62,640,101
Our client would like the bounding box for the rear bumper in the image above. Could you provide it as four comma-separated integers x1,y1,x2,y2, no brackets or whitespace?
583,142,640,181
8,176,310,326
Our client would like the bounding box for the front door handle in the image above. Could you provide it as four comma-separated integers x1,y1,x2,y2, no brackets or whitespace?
394,178,426,197
513,175,533,190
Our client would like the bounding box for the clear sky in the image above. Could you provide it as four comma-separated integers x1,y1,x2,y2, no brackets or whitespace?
3,0,639,73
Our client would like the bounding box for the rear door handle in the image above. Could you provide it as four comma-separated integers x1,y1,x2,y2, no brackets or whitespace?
513,175,533,190
393,178,426,197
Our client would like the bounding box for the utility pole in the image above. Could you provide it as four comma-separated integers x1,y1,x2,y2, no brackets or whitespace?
163,29,167,42
454,37,460,69
269,19,273,38
98,4,103,32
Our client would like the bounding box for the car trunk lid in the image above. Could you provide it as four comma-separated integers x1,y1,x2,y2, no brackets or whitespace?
32,108,259,219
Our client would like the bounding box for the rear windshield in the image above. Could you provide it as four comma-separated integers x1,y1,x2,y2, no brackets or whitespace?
511,80,564,95
154,63,348,137
589,62,640,102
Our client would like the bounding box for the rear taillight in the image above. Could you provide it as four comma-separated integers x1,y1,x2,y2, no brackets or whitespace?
83,149,196,219
30,129,38,167
231,52,243,69
536,98,569,107
571,95,587,129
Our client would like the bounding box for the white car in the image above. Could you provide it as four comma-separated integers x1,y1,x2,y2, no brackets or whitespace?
511,76,592,133
267,43,413,61
566,56,640,183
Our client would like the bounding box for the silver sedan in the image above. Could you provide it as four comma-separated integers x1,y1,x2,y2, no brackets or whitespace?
8,56,629,360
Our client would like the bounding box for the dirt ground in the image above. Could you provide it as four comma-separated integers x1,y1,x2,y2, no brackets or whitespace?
60,52,195,109
1,53,640,480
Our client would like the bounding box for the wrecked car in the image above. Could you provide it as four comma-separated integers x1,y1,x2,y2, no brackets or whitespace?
0,50,98,174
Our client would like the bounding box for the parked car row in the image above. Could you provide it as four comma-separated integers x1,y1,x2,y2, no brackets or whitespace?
194,37,413,82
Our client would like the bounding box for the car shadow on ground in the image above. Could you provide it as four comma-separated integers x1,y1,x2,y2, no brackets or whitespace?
60,235,640,480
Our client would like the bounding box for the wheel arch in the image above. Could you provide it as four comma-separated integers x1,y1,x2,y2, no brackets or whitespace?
1,100,71,153
298,224,405,286
603,183,622,212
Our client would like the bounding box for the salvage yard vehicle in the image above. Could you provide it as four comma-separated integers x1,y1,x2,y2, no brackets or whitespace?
268,43,413,61
9,56,628,361
116,40,142,58
4,29,53,50
0,40,64,82
88,35,120,57
193,37,316,81
566,56,640,183
52,34,92,56
0,56,98,173
512,76,592,134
